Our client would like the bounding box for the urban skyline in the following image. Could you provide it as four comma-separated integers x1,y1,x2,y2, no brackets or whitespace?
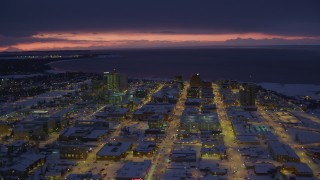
0,1,320,180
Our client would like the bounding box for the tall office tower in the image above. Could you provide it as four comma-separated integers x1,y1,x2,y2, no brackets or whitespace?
190,73,202,87
239,83,256,107
104,69,128,92
118,73,128,91
104,70,119,91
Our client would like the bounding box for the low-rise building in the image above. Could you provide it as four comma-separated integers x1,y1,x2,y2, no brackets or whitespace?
133,142,157,157
133,103,174,121
59,142,88,159
45,171,61,180
180,113,220,133
185,98,202,106
254,163,276,175
49,107,73,129
282,162,313,177
239,146,269,159
152,86,179,104
7,140,30,155
13,123,47,140
147,114,166,129
115,160,151,180
201,145,227,159
237,135,260,145
33,117,56,133
59,120,109,142
201,104,216,114
0,153,45,178
199,161,227,176
95,107,129,120
306,146,320,158
66,173,102,180
163,163,193,179
96,142,132,161
170,147,196,162
268,140,300,162
59,126,108,142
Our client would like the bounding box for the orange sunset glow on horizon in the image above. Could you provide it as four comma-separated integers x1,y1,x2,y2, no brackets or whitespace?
1,32,319,52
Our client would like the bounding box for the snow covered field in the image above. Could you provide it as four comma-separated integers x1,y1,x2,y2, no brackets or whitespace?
258,83,320,100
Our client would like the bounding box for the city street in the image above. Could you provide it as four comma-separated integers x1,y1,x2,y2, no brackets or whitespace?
258,107,320,175
148,82,189,180
63,82,165,179
212,83,248,180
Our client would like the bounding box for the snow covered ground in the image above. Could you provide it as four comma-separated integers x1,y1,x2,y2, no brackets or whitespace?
258,83,320,100
0,73,44,79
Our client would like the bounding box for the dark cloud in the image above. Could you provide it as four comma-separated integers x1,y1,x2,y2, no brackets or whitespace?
0,35,67,47
223,38,320,46
1,0,320,38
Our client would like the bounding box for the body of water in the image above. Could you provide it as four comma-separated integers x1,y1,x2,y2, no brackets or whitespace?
49,47,320,84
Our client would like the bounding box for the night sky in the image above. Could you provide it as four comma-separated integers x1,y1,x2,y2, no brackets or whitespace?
1,0,320,51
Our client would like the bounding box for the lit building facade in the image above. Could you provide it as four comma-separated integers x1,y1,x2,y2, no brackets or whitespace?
104,69,128,92
104,69,128,105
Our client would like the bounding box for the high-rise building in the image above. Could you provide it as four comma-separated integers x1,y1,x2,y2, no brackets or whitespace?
104,69,128,92
104,69,128,105
104,70,118,91
190,73,202,87
190,73,211,88
239,83,256,109
118,73,128,91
